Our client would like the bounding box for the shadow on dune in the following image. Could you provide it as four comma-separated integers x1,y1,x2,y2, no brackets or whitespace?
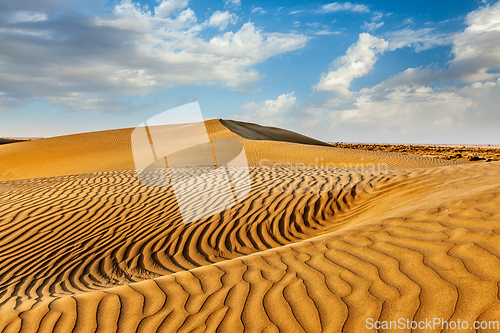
220,119,331,147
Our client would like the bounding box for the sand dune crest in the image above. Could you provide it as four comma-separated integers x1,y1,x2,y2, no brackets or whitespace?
1,120,499,332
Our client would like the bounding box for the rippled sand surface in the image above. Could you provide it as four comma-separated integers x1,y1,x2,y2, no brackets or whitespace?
1,120,499,332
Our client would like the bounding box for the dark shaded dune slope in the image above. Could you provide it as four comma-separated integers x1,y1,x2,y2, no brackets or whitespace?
220,119,331,147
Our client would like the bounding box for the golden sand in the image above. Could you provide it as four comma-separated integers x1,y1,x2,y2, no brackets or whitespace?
330,142,500,162
0,119,499,332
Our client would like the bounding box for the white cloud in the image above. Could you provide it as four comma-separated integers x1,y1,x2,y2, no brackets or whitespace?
294,72,481,143
251,7,266,14
207,11,238,30
0,0,308,111
292,3,500,143
154,0,189,18
332,81,473,130
315,30,340,35
448,1,500,82
206,23,307,62
301,27,500,143
315,33,389,97
0,27,53,38
372,67,438,89
380,2,500,82
318,2,370,14
361,21,384,32
306,22,320,28
98,2,307,87
459,77,500,96
458,78,500,132
298,26,494,143
361,11,384,32
8,11,47,23
315,76,500,143
239,93,297,126
225,0,241,7
385,27,453,52
306,22,340,35
371,12,383,21
403,18,414,25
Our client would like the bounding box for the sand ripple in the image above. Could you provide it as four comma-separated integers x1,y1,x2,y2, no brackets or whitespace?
1,162,500,332
1,120,499,332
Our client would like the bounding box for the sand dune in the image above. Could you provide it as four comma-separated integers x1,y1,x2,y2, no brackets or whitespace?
0,120,499,332
220,119,332,147
0,119,459,182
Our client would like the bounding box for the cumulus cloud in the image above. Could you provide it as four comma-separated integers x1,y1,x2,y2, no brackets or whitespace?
315,33,389,97
207,11,237,30
317,2,370,14
332,80,473,131
245,2,500,144
458,78,500,132
0,0,308,112
154,0,188,18
238,93,297,126
382,2,500,82
298,12,500,144
384,2,500,81
447,1,500,82
294,70,486,143
313,74,500,143
314,26,456,100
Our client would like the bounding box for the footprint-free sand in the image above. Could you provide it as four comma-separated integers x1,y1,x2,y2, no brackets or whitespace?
1,119,499,332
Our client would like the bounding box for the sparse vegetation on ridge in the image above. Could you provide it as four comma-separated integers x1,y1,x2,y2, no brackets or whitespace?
330,143,500,162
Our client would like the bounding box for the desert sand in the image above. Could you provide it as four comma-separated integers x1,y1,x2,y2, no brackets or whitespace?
0,119,499,332
330,142,500,162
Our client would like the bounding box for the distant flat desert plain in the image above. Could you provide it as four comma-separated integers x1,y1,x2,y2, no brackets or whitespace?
1,119,500,332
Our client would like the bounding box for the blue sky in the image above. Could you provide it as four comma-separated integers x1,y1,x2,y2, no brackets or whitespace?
1,0,500,143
